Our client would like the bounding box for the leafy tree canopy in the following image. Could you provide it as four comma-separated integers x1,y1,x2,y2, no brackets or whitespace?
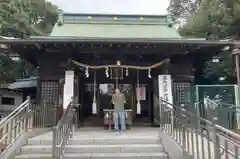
179,0,240,39
168,0,201,16
169,0,240,84
0,0,59,38
0,0,59,80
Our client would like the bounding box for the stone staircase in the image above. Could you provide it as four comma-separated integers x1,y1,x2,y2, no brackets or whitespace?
14,127,168,159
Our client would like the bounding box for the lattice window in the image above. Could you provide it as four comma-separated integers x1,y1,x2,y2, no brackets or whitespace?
40,81,59,105
173,82,191,105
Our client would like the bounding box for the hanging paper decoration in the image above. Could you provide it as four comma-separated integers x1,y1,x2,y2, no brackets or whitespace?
125,68,129,76
148,69,151,78
105,67,109,78
92,71,97,114
85,67,89,78
125,112,128,118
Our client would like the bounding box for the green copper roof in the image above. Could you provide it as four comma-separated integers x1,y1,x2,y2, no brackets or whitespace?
49,13,181,39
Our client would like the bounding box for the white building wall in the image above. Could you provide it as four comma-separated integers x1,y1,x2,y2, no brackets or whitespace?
0,90,23,111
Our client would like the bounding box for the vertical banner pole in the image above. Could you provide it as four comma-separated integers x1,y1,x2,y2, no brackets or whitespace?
92,71,97,114
136,70,141,114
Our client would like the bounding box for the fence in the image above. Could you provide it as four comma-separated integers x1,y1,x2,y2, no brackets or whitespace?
160,98,240,159
0,100,32,154
31,101,60,128
194,85,240,130
0,98,55,154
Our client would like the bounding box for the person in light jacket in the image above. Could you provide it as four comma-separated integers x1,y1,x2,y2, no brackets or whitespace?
112,88,126,132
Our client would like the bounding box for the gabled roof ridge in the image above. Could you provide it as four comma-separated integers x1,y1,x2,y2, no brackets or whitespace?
61,12,169,17
62,21,169,25
56,13,173,27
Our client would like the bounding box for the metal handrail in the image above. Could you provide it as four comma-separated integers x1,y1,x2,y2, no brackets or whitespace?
160,98,240,159
0,100,29,125
0,112,10,122
52,99,78,159
0,99,33,154
0,98,55,155
195,98,240,130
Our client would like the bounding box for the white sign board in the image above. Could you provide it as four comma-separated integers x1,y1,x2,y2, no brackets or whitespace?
158,75,174,129
63,70,74,109
158,75,173,108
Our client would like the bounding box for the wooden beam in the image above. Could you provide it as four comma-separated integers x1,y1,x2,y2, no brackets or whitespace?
0,37,236,45
42,43,191,55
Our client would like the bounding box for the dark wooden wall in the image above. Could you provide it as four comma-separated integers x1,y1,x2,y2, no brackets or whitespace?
39,52,68,80
37,51,195,125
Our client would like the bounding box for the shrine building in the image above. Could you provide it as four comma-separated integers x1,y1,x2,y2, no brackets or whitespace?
0,13,236,126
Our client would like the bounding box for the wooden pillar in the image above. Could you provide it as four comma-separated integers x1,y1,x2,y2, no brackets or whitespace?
147,84,152,121
36,66,40,104
78,77,84,124
152,78,160,125
132,84,137,120
97,84,100,116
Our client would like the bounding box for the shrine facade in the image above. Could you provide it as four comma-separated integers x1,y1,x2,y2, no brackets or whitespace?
0,13,235,126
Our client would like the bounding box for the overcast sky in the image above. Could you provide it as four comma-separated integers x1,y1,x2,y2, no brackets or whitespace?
47,0,170,15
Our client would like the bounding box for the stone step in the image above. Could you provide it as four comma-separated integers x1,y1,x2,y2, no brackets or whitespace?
27,137,160,145
21,144,164,154
15,152,168,159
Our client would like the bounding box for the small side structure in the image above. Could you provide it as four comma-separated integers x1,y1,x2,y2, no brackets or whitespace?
0,77,37,120
8,77,37,101
0,88,23,112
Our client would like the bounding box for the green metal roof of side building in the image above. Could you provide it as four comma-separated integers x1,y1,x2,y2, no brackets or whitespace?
8,77,37,90
44,13,181,39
